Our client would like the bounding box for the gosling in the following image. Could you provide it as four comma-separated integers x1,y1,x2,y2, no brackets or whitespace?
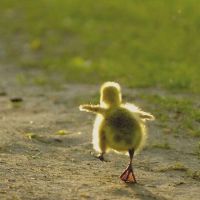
79,82,154,183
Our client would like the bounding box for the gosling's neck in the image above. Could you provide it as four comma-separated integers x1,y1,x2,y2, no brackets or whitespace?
101,101,121,109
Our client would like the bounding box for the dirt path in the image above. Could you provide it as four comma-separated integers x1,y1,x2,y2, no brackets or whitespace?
0,65,199,200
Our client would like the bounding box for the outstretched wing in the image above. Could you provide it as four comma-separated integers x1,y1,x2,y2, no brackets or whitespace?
79,104,106,115
123,103,155,121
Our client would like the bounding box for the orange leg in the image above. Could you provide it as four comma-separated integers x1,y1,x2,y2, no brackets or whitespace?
120,149,137,183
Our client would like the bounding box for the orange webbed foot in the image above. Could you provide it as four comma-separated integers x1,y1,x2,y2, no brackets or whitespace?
120,164,137,183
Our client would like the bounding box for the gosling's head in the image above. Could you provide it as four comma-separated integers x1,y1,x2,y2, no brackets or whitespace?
100,82,122,107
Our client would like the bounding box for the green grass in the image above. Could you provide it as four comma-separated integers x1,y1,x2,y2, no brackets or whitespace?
158,162,188,172
151,141,171,149
140,94,200,136
0,0,200,92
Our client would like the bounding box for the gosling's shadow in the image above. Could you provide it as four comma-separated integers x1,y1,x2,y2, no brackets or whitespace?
126,183,168,200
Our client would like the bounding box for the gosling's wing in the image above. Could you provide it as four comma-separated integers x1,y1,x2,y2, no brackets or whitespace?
122,103,141,121
122,103,140,112
79,104,106,115
138,111,155,121
122,103,155,121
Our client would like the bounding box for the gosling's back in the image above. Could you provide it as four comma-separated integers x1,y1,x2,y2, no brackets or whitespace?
101,107,144,152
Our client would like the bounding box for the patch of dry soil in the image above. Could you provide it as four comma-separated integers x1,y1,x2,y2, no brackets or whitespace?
0,66,199,200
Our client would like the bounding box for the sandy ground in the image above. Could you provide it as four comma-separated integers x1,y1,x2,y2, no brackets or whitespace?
0,66,199,200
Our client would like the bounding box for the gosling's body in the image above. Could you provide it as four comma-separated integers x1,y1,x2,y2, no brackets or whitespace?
93,106,145,153
80,82,154,183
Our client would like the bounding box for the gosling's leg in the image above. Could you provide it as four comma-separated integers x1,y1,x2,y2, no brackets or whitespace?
96,131,108,162
120,149,137,183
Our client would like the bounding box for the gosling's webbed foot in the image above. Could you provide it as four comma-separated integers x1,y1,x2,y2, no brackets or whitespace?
120,164,137,183
95,154,109,162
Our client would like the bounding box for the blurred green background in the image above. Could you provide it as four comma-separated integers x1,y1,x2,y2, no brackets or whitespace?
0,0,200,92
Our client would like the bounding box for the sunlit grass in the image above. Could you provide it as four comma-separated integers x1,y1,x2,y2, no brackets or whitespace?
158,162,188,172
139,94,200,137
151,141,171,149
0,0,200,92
